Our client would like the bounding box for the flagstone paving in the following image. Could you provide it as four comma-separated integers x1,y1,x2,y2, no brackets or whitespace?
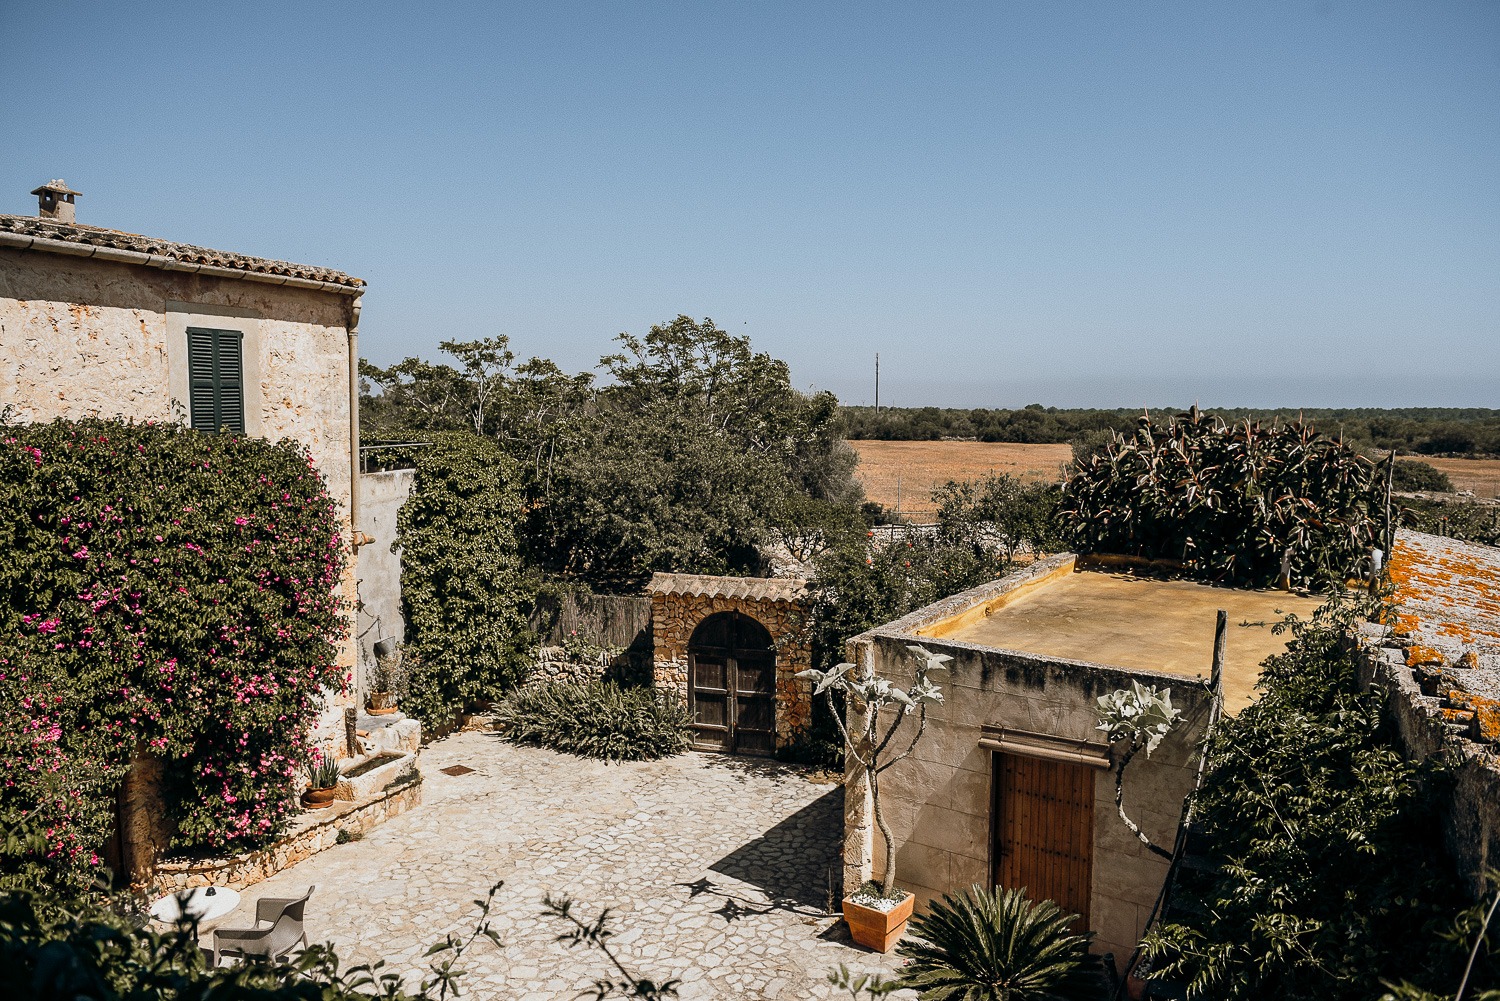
214,729,914,1000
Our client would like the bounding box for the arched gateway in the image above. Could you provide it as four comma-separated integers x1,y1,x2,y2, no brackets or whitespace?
687,611,776,755
646,573,814,757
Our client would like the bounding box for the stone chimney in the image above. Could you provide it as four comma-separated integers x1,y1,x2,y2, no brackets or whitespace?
31,179,81,223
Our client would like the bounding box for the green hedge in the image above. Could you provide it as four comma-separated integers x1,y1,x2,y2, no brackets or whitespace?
0,419,348,889
394,433,534,724
495,682,691,761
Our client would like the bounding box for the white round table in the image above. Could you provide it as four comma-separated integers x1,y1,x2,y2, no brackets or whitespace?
149,886,241,938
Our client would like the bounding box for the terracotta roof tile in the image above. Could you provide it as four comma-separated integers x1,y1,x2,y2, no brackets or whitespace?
647,573,808,603
0,215,364,289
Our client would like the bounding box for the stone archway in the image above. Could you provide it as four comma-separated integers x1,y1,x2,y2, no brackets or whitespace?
648,573,814,755
687,611,777,755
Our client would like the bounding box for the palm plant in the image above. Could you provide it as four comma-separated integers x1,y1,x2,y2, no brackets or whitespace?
895,885,1097,1001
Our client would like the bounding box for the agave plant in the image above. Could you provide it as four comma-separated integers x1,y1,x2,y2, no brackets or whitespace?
894,885,1097,1001
303,755,341,791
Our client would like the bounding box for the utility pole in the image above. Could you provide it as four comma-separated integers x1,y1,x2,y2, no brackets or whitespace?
875,352,880,411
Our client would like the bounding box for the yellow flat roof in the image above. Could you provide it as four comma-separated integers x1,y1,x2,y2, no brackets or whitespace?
936,569,1325,713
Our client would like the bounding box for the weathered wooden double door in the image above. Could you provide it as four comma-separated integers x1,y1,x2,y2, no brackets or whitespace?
687,611,777,756
992,752,1095,928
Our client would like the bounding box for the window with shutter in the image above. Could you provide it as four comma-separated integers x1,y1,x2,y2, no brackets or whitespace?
186,327,245,434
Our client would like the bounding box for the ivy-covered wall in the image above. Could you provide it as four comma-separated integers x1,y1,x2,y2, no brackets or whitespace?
0,419,349,890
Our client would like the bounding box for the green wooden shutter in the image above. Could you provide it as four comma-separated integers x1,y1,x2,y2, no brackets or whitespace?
216,332,245,434
186,327,245,433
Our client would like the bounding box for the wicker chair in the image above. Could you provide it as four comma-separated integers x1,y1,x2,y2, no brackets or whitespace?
212,886,314,965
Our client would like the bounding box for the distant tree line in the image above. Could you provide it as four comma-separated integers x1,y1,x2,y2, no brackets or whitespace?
844,405,1500,457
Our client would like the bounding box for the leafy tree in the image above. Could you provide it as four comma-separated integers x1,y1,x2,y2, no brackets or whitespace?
1391,459,1454,494
933,474,1064,562
361,319,864,591
1062,408,1378,589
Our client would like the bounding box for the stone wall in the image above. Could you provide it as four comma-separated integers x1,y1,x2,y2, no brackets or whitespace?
651,591,814,750
151,775,422,894
356,467,415,694
526,646,613,687
0,247,361,689
1356,622,1500,900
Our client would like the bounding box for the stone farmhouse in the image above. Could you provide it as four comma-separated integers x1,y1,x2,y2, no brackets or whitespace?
0,181,367,698
0,182,427,886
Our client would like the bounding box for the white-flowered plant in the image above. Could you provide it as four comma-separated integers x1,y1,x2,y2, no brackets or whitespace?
1096,681,1184,859
1096,681,1182,757
797,644,950,900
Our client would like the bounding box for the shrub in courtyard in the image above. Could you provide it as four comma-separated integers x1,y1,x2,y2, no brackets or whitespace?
0,418,348,889
1062,408,1378,589
496,681,691,761
395,432,534,725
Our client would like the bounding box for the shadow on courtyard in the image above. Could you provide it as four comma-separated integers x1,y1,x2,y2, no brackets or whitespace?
690,785,843,917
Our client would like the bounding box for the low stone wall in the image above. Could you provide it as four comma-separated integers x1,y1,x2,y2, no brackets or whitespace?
1356,622,1500,899
527,646,612,687
151,775,423,894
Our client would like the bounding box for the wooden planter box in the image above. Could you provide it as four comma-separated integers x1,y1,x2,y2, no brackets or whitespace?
843,892,914,953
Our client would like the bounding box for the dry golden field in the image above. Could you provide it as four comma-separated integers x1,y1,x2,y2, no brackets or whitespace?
849,440,1072,520
1421,457,1500,499
849,442,1500,520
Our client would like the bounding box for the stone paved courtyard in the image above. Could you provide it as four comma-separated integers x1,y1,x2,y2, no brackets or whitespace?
212,729,913,999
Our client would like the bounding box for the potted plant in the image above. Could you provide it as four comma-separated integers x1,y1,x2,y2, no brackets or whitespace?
798,643,949,952
367,639,405,715
300,755,341,809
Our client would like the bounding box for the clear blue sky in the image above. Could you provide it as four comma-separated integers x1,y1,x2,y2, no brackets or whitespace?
3,1,1496,409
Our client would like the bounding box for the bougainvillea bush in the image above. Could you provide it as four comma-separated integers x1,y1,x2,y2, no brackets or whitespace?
1062,408,1379,589
0,418,348,889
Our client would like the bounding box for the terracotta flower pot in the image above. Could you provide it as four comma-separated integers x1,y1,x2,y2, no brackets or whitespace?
367,691,398,715
301,787,336,808
843,891,914,953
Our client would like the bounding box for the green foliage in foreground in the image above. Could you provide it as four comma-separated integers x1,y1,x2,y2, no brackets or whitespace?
1140,595,1484,1000
829,885,1100,1001
0,880,504,1000
496,682,692,761
0,876,679,1000
395,432,535,725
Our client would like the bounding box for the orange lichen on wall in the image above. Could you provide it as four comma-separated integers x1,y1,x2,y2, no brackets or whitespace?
1386,535,1500,667
1406,645,1446,667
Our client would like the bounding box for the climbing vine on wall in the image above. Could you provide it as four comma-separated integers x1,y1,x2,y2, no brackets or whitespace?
0,419,348,889
394,432,534,726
